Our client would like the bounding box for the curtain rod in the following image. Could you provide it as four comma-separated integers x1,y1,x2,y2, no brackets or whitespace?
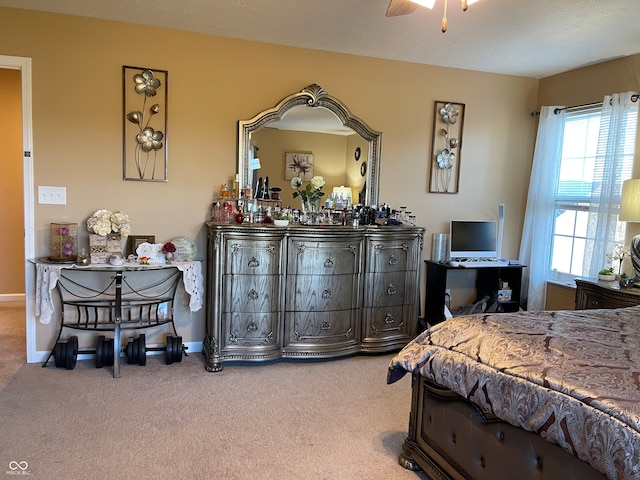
530,92,640,117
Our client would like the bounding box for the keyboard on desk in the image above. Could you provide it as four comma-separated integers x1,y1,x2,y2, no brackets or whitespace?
448,258,509,268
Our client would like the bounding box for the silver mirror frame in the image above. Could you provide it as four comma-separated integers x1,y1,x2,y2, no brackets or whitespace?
238,84,381,206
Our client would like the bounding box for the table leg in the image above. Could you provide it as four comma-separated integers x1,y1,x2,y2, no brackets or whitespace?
113,271,123,378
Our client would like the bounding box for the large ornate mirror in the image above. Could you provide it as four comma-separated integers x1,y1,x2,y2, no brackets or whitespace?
238,84,381,207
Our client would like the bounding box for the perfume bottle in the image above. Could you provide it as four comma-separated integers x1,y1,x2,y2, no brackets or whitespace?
263,176,270,199
255,177,263,199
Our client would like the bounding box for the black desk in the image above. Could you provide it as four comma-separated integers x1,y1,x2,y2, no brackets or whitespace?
424,260,525,326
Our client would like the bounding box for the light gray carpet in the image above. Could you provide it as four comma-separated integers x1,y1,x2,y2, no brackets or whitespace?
0,302,428,480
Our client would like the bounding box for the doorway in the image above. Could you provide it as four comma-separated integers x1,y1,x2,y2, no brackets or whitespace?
0,55,35,362
0,68,25,297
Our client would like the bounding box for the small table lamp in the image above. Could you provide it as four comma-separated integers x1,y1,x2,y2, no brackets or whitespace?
620,179,640,278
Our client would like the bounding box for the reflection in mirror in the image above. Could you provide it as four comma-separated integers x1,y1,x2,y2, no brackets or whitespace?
238,84,381,207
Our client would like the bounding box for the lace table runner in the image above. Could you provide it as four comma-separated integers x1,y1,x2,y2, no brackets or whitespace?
34,261,203,324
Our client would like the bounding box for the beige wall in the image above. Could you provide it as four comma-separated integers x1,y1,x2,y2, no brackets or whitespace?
0,68,24,294
545,282,576,311
537,53,640,309
0,6,540,351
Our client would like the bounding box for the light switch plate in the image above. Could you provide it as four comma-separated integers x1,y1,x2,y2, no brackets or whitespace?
38,186,67,205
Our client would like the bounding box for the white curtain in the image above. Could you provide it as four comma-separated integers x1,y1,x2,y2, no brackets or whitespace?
520,93,639,311
518,106,565,311
583,92,639,278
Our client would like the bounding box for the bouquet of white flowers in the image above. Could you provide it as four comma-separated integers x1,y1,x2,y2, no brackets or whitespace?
291,176,325,212
86,209,131,236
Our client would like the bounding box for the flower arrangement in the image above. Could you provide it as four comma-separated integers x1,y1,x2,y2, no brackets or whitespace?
162,242,176,254
291,176,325,212
606,242,629,275
50,223,77,261
276,209,291,220
86,210,131,237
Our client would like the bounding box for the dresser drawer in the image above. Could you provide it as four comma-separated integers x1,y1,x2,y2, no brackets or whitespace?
286,274,357,312
284,310,356,345
223,274,280,313
364,271,411,308
288,239,360,275
367,239,417,273
364,304,410,338
221,312,279,349
224,239,281,275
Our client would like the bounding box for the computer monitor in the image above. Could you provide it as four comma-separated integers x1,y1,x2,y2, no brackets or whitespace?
449,220,498,259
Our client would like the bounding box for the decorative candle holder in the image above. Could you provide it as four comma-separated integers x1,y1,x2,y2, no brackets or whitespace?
49,222,78,262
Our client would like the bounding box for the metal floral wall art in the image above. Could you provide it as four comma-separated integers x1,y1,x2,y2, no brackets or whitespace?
429,101,465,193
123,66,168,182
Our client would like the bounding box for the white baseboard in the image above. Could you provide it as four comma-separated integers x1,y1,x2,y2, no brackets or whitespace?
31,340,203,364
0,293,26,302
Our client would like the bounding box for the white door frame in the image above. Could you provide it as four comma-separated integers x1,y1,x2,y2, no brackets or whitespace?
1,55,36,362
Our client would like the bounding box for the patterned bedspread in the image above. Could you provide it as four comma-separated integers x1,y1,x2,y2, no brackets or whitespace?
388,307,640,480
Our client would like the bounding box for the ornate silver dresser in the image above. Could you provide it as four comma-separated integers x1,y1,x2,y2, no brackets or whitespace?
203,223,424,371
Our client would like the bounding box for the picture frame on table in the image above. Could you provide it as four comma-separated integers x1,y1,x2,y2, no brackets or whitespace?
127,235,155,257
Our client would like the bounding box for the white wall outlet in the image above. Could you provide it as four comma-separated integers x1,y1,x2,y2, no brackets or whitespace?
38,186,67,205
157,302,168,316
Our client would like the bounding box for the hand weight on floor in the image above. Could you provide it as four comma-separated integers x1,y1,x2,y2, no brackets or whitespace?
95,335,115,368
53,335,79,370
125,334,185,365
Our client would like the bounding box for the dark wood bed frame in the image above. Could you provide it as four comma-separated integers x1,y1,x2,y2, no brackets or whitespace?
399,374,606,480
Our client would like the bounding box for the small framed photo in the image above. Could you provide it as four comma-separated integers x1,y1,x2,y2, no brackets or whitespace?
285,152,314,180
127,235,155,257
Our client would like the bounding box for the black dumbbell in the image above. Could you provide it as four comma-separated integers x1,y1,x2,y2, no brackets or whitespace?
95,335,115,368
126,334,186,365
53,335,79,370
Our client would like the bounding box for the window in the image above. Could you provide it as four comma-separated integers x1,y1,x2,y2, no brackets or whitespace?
550,106,637,282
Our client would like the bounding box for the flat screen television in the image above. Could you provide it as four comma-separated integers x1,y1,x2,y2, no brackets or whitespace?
449,220,498,259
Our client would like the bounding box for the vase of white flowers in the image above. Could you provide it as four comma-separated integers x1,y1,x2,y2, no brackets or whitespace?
86,209,131,263
291,176,325,221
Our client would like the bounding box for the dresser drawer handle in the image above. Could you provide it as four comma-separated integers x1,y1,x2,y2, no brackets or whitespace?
384,313,395,324
248,289,259,300
388,255,398,266
320,321,332,330
324,258,334,269
387,284,397,295
322,289,332,299
248,257,260,268
590,299,600,307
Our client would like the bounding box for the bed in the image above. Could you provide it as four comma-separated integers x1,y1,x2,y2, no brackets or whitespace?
387,306,640,480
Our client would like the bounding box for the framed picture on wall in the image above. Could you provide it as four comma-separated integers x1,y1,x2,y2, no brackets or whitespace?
284,152,314,180
429,100,465,194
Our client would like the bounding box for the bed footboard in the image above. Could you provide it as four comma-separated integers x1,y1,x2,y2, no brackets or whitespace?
401,374,605,480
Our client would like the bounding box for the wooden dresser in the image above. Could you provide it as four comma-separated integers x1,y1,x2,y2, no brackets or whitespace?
574,279,640,310
203,223,424,371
